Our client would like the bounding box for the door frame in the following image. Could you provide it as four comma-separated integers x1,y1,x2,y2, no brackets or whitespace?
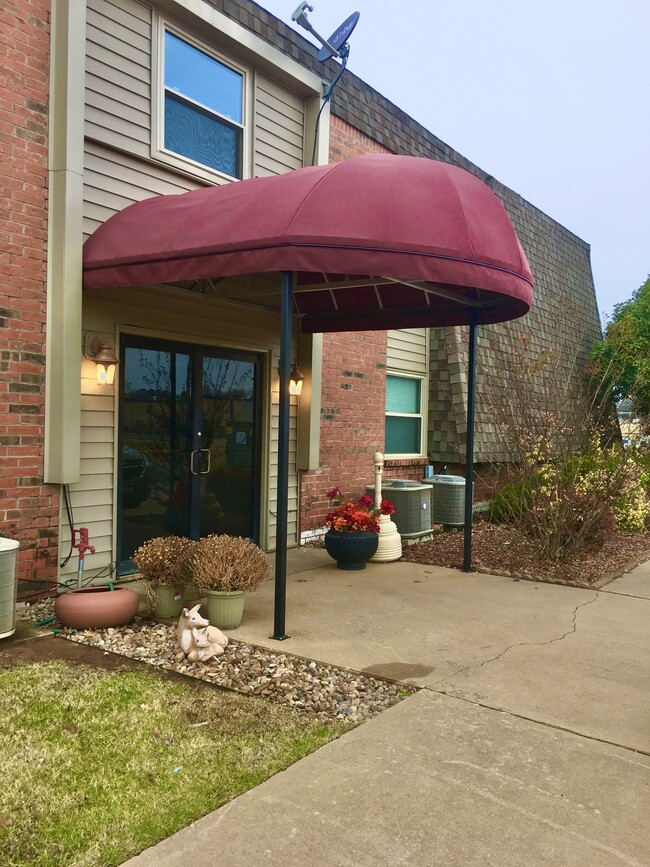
116,332,266,572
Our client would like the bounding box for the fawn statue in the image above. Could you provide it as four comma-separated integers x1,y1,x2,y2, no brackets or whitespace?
187,626,226,662
176,604,228,657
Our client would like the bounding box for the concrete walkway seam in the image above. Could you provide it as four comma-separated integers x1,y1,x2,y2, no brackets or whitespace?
426,688,650,758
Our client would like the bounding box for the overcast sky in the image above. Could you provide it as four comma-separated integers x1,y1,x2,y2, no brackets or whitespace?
260,0,650,323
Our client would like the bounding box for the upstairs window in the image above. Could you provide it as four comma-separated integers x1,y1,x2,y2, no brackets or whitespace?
163,31,244,179
385,374,424,456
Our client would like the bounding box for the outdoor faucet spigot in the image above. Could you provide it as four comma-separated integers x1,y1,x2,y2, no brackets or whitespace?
72,527,96,589
72,527,96,560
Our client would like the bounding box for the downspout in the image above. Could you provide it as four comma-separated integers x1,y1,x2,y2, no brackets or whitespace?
44,0,86,483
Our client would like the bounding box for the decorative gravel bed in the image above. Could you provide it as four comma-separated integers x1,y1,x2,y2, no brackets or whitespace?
19,601,416,725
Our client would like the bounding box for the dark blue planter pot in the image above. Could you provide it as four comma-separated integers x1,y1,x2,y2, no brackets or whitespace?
324,530,379,570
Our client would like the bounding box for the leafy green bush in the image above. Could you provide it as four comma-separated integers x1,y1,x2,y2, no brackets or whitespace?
572,443,650,533
627,444,650,488
487,477,538,524
488,440,650,561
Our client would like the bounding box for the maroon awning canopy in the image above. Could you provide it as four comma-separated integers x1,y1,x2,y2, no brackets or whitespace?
83,154,533,332
83,153,535,638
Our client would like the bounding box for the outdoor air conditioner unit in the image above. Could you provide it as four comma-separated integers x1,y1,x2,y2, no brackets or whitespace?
366,480,432,541
422,475,466,526
0,538,19,640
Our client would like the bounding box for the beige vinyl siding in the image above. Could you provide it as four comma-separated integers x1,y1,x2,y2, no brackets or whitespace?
387,329,429,375
85,0,152,160
269,386,299,549
254,74,305,176
85,1,307,184
76,0,311,578
83,141,204,237
59,360,116,582
65,290,300,577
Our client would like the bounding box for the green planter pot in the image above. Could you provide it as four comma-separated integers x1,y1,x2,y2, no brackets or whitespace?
324,530,379,570
205,589,245,629
153,584,184,619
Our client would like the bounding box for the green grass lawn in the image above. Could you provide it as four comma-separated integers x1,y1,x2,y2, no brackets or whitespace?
0,660,343,867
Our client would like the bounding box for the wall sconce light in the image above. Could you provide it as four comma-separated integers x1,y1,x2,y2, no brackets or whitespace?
289,363,305,396
87,338,119,385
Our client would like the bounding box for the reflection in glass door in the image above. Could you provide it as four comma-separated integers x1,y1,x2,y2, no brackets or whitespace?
197,354,259,537
118,337,262,574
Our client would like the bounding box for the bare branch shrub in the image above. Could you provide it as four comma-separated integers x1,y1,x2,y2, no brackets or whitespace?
482,332,650,561
486,332,617,466
182,535,271,592
132,535,195,606
132,535,194,586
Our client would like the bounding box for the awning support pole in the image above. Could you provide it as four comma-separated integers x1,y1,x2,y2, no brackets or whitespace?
272,270,292,640
462,313,478,573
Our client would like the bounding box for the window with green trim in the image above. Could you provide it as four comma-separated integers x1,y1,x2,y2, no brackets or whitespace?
385,374,424,456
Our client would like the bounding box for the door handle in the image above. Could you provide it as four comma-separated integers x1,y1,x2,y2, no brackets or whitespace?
190,449,211,475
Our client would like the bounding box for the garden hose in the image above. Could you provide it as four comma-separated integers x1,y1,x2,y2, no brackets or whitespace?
34,616,57,627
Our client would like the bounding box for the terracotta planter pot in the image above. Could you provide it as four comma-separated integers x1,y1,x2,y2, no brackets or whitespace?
324,530,379,570
205,589,245,629
54,586,139,630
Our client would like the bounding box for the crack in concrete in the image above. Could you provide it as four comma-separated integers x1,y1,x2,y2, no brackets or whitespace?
431,591,600,688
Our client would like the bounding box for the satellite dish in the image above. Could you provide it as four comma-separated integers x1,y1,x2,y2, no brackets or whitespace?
292,1,360,162
292,3,360,61
316,11,360,62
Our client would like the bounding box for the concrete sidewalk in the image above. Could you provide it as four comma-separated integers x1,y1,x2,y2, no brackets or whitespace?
124,557,650,866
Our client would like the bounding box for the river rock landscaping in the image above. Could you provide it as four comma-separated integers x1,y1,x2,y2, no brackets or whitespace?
20,601,416,725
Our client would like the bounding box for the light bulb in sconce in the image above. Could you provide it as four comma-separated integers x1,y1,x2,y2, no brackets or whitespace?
87,338,119,386
289,363,305,396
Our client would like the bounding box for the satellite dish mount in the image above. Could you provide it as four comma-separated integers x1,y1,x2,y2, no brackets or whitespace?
291,4,360,100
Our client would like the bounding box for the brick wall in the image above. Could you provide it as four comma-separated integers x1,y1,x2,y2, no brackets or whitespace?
0,0,58,588
328,114,393,161
300,330,388,532
384,458,429,482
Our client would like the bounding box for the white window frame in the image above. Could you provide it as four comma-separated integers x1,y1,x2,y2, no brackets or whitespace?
385,372,427,459
152,17,252,183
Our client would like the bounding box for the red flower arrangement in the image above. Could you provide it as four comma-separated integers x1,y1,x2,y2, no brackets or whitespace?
325,487,395,533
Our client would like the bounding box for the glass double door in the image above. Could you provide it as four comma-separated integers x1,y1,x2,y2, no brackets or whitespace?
118,336,262,574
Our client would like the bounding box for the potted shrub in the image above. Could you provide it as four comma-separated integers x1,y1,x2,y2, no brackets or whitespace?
132,535,195,618
324,487,395,570
181,534,271,629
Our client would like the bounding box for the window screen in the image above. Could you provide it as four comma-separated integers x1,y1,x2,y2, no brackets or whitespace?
163,32,243,178
164,94,240,178
385,375,423,455
386,375,420,414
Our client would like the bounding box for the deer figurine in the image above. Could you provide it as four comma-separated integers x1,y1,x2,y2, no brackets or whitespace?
187,626,226,662
176,604,228,656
